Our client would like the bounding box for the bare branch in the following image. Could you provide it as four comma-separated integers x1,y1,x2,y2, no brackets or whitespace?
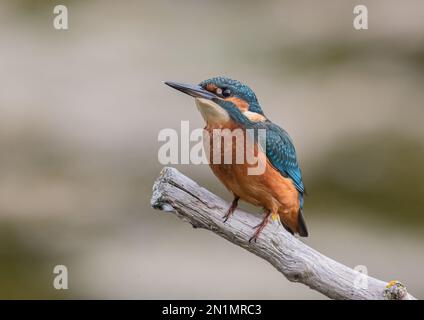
151,167,417,300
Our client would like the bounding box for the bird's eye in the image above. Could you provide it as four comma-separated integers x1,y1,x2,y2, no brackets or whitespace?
222,88,231,97
215,88,222,96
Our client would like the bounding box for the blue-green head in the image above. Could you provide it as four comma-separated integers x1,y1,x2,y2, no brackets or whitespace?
165,77,266,126
198,77,263,115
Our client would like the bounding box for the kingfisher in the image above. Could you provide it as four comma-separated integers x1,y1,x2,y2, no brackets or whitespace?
165,77,308,242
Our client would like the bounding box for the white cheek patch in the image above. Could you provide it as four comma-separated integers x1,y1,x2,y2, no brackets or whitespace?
195,98,230,124
243,111,266,122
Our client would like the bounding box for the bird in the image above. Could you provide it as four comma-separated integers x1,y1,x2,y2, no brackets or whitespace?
165,77,308,242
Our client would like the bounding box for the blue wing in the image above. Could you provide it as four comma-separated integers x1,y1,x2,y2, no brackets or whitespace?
262,121,305,196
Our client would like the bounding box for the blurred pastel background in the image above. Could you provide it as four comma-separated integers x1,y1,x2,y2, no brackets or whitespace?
0,0,423,299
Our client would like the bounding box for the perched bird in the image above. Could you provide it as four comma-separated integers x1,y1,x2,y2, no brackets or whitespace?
165,77,308,241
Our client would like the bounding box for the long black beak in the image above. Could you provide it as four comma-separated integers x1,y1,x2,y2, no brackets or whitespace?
164,81,216,100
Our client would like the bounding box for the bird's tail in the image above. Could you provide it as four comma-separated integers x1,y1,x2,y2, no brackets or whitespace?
297,209,308,237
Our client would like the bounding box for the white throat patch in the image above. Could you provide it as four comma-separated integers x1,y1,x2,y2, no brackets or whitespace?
195,98,230,125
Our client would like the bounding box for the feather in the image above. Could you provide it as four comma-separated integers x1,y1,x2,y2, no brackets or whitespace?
261,121,305,197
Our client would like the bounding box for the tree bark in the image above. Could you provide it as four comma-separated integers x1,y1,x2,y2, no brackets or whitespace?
151,167,416,300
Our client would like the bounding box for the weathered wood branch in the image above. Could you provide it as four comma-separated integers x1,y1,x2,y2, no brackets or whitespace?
151,167,417,300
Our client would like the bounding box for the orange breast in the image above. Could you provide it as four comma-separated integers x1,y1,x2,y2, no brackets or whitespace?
203,121,301,234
